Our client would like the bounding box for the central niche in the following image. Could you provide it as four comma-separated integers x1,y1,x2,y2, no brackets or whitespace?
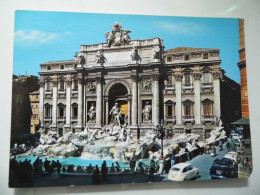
108,83,128,124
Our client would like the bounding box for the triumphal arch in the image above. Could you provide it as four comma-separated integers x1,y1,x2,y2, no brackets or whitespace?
39,22,165,137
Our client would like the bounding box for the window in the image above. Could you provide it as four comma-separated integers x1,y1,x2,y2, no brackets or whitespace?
184,73,191,85
184,104,192,116
167,105,173,116
60,65,64,69
35,114,38,119
47,66,51,70
203,72,211,83
184,55,189,61
203,103,212,116
168,75,172,85
59,80,65,91
73,80,78,90
45,104,52,118
203,53,208,59
74,64,77,69
59,107,64,117
72,103,78,118
202,99,213,116
183,100,193,116
46,80,52,91
167,57,172,62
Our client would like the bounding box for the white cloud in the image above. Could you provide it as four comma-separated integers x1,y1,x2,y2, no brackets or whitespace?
15,30,58,43
156,21,207,35
65,31,72,35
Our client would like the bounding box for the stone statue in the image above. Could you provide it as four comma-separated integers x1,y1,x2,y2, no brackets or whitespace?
131,48,139,62
143,79,151,91
105,31,114,47
122,29,132,45
96,50,106,64
142,102,152,121
153,45,160,59
77,54,85,65
88,103,96,122
104,22,132,47
87,82,96,93
109,103,121,126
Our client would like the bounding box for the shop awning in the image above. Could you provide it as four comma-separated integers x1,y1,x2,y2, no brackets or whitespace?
231,118,250,125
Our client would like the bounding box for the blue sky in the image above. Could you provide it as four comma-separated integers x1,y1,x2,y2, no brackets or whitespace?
13,11,240,82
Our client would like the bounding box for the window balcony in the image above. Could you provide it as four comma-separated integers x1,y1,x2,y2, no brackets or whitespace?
201,82,213,91
71,116,78,120
57,116,66,121
164,115,176,125
202,115,215,124
182,83,194,92
183,115,195,124
165,84,175,93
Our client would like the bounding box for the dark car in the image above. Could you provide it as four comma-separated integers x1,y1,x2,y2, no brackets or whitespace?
210,158,236,179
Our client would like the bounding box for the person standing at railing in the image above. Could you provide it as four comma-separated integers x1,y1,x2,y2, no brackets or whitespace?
129,158,136,177
92,165,100,185
101,161,108,181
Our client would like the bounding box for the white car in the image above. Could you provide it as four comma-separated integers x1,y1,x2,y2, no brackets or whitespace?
224,151,237,162
167,163,199,181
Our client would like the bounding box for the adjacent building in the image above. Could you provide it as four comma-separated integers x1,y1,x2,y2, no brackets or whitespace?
11,75,39,136
38,22,240,140
29,90,40,134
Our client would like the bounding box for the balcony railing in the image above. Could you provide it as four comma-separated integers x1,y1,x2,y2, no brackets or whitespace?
183,115,194,119
202,115,215,124
71,116,78,120
183,115,195,124
57,116,66,120
44,116,52,119
164,115,176,124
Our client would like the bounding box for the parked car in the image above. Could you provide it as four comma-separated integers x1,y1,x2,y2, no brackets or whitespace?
167,163,199,181
224,151,237,162
210,158,236,179
230,128,243,139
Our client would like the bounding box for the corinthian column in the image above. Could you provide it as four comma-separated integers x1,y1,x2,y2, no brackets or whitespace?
64,80,71,131
75,78,84,131
39,81,44,128
193,72,203,129
96,77,102,127
131,75,138,127
50,80,57,130
213,71,221,122
175,73,183,129
152,74,160,126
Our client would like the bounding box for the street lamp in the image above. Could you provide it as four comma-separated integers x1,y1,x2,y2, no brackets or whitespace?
156,120,165,159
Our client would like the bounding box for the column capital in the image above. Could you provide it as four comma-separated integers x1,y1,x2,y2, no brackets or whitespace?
40,81,45,87
131,75,138,82
175,73,183,81
213,71,221,79
193,72,202,80
95,77,102,84
78,78,83,85
152,74,160,81
66,80,72,87
52,80,58,87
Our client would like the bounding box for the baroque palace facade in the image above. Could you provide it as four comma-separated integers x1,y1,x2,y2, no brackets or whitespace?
39,22,240,139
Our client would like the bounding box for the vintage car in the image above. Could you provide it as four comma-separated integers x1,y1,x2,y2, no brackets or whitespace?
167,163,199,181
210,158,236,179
224,151,237,162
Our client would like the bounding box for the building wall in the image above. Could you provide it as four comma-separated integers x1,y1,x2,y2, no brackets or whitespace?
29,91,40,133
11,75,39,137
238,19,249,118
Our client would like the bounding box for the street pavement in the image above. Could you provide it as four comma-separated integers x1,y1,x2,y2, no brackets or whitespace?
187,143,229,180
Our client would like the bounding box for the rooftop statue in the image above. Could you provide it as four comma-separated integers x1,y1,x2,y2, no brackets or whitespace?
105,22,132,47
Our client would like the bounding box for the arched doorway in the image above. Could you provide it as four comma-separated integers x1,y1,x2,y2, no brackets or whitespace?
108,83,128,125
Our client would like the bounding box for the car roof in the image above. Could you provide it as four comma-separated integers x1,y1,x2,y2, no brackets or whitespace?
214,158,232,162
172,162,191,169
